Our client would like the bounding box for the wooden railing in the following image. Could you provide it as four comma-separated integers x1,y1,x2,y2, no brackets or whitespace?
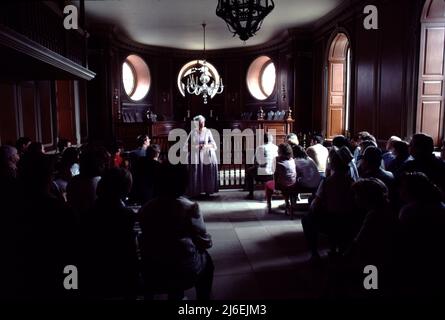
117,120,296,189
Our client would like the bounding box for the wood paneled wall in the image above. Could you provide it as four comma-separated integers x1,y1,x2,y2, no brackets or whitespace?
311,0,425,143
85,27,312,145
0,81,55,147
0,80,87,149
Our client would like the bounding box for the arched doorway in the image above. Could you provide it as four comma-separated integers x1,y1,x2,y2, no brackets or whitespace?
417,0,445,145
327,32,351,139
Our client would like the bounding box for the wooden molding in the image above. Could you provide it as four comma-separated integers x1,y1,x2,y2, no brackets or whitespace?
0,25,96,80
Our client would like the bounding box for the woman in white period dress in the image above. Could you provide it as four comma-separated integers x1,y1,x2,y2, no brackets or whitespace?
186,115,219,197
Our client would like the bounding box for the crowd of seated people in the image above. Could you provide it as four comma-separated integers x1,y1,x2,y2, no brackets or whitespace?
0,130,444,300
0,135,213,300
301,132,445,298
245,130,445,297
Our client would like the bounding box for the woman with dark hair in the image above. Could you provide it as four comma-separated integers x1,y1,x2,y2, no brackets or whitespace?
138,163,214,300
265,143,297,213
293,146,322,193
326,136,359,181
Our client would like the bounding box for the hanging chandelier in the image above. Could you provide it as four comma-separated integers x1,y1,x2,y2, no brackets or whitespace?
186,23,224,104
216,0,275,42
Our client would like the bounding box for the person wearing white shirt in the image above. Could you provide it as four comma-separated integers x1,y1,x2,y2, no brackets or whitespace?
245,133,278,199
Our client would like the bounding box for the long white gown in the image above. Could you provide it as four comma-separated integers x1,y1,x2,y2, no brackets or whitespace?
186,127,219,196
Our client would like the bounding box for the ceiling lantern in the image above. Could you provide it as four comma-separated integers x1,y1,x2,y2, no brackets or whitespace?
216,0,275,42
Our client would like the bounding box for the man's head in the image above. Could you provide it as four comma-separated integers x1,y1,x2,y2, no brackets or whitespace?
146,144,161,160
15,137,31,154
352,178,389,210
311,135,323,146
362,146,382,170
386,136,401,152
409,133,434,159
57,138,71,153
392,140,409,159
137,134,151,149
332,135,348,148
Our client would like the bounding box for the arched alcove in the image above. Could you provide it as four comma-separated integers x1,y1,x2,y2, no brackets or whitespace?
326,32,350,138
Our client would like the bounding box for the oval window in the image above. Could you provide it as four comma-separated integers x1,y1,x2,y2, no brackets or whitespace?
122,54,151,101
247,56,276,100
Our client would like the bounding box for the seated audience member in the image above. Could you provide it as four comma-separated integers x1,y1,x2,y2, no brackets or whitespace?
398,133,445,194
15,153,78,300
130,144,162,205
286,133,300,157
0,145,20,179
360,146,394,193
382,136,402,169
265,143,297,213
81,168,138,300
396,172,445,296
57,138,71,155
342,178,397,296
306,134,329,174
356,140,378,175
293,146,322,192
386,140,410,175
15,137,31,158
326,137,359,181
110,140,126,168
245,133,278,199
0,145,21,299
54,147,80,201
0,145,20,299
138,164,214,300
27,141,45,155
66,145,110,216
351,131,376,163
131,134,151,162
302,146,357,260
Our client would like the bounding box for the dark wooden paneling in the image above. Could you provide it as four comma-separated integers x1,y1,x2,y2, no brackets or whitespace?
20,82,37,141
378,0,408,140
312,0,424,142
56,80,76,142
0,83,19,145
37,81,54,146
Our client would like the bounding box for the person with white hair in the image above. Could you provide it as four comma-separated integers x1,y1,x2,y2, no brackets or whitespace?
0,145,20,179
382,135,402,170
186,115,219,197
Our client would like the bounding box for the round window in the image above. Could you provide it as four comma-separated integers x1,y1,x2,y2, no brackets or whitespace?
246,56,276,100
177,60,222,99
122,54,151,101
